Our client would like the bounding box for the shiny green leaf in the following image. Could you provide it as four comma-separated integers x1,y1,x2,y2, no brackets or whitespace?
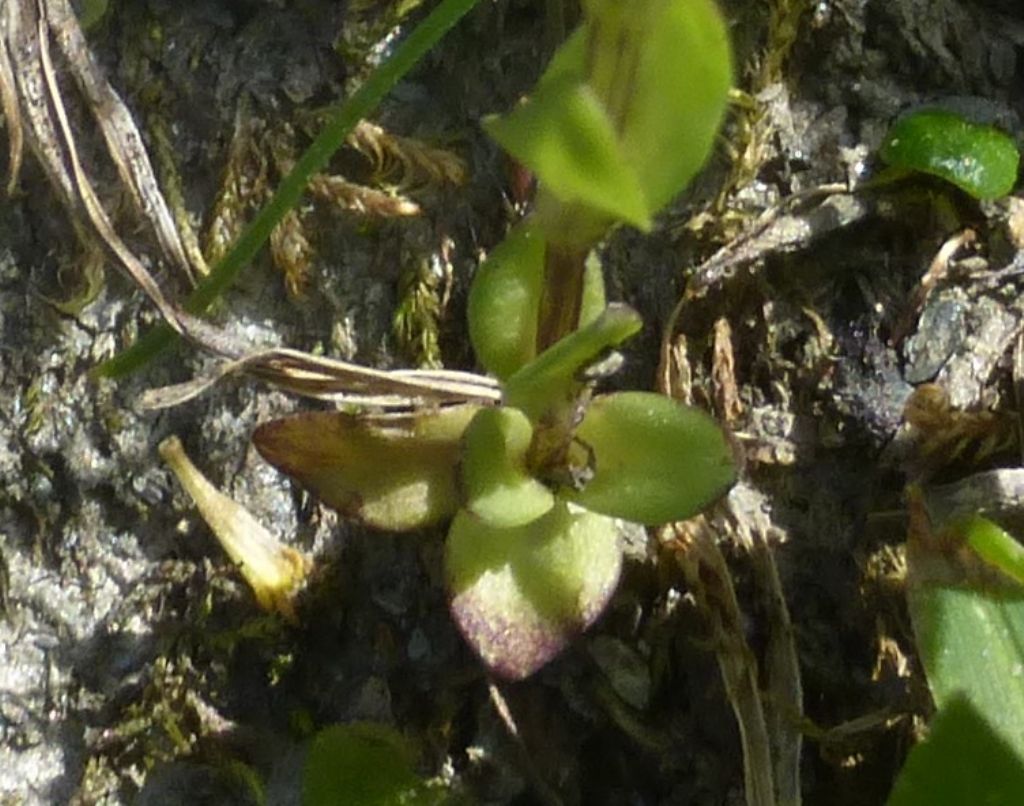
566,392,736,524
253,405,479,531
461,407,555,528
880,108,1020,199
446,502,622,680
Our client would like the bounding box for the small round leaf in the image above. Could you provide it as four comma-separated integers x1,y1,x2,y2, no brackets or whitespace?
447,502,622,680
304,723,429,806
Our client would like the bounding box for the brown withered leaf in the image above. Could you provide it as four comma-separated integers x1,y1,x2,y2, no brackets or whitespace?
253,404,481,531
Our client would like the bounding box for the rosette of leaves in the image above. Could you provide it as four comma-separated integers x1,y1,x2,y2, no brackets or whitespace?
254,0,735,679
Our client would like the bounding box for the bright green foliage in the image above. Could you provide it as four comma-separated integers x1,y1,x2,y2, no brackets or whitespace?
468,225,547,379
461,407,555,527
252,0,736,681
907,515,1024,765
446,502,622,680
468,224,607,379
503,303,642,420
880,108,1020,200
484,74,651,230
483,0,732,243
567,391,738,524
958,515,1024,587
304,723,447,806
253,405,479,531
888,695,1024,806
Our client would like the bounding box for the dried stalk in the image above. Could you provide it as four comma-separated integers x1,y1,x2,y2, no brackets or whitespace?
1,0,500,410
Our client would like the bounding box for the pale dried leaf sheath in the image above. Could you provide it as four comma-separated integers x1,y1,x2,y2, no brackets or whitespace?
159,435,309,624
35,2,186,334
662,520,777,806
7,0,76,208
0,14,24,195
42,0,196,280
148,112,210,277
140,347,501,409
712,317,743,425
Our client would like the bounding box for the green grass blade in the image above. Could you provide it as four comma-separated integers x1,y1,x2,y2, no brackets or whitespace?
907,512,1024,760
97,0,480,379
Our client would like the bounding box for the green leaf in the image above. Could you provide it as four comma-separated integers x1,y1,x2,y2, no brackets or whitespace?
252,405,479,531
589,0,734,215
304,723,439,806
566,392,736,524
467,222,606,379
907,514,1024,759
482,0,731,240
446,502,622,680
880,108,1020,200
467,224,545,379
503,303,642,421
98,0,484,379
483,73,652,230
888,695,1024,806
461,407,555,528
957,515,1024,587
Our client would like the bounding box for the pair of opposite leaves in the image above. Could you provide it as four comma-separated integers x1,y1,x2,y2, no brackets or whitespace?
248,0,738,678
252,304,737,679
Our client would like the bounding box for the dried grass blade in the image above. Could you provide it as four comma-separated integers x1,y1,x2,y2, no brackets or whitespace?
42,0,195,280
140,347,500,410
8,0,76,207
663,519,777,806
0,16,24,195
35,1,185,334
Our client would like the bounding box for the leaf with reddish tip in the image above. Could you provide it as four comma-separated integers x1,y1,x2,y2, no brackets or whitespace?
253,404,480,531
446,502,622,680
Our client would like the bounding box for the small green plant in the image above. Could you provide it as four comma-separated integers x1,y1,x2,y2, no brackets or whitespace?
879,107,1020,200
255,0,735,679
888,500,1024,803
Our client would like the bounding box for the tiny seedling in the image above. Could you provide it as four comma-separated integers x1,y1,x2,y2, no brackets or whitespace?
254,0,736,679
879,107,1020,200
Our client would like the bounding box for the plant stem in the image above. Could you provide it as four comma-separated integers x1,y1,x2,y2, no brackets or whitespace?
97,0,481,379
535,243,588,353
